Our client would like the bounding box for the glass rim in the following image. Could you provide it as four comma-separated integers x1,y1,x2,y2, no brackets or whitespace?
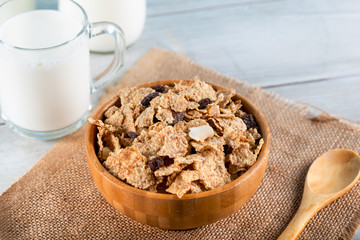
0,0,89,51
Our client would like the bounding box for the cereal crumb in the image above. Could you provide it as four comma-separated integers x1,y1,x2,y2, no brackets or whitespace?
103,146,155,189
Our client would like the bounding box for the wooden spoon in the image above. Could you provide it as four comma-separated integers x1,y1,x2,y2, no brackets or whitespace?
278,149,360,240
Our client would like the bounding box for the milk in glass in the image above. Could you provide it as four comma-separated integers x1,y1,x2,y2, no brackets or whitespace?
0,10,91,131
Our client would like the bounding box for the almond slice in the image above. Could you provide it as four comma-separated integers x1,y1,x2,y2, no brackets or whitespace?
188,125,214,142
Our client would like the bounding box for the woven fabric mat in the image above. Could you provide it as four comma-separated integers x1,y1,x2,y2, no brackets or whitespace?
1,48,360,240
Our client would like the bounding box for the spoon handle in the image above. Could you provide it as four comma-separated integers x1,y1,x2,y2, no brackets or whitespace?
278,194,322,240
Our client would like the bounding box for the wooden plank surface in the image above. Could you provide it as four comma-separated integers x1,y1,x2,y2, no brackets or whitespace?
90,0,360,88
146,0,277,16
266,76,360,121
144,0,360,87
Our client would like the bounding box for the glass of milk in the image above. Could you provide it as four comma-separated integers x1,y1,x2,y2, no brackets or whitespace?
0,0,125,140
60,0,146,52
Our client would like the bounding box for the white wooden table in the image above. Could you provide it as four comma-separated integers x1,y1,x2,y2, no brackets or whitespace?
1,0,360,238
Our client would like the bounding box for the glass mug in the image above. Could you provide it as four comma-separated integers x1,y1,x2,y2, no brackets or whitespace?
0,0,125,140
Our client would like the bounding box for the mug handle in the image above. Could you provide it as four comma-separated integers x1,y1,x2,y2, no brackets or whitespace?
89,22,126,93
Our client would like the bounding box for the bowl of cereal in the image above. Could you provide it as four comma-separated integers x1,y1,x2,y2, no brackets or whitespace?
85,78,270,230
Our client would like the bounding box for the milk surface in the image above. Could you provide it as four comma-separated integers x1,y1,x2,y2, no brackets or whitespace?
0,10,91,131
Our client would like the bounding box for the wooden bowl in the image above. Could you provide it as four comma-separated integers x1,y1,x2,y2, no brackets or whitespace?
85,80,270,230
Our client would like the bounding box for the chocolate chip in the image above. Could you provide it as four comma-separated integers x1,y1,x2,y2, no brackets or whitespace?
241,114,257,129
198,98,211,109
141,92,160,106
172,111,185,125
151,85,166,93
127,131,139,140
148,157,164,171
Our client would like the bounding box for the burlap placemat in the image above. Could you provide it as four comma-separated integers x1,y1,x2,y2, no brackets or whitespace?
1,48,359,240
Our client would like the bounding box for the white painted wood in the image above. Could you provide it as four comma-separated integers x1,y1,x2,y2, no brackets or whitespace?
87,0,360,89
267,76,360,122
146,0,277,17
0,109,3,124
147,0,360,17
0,125,56,192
